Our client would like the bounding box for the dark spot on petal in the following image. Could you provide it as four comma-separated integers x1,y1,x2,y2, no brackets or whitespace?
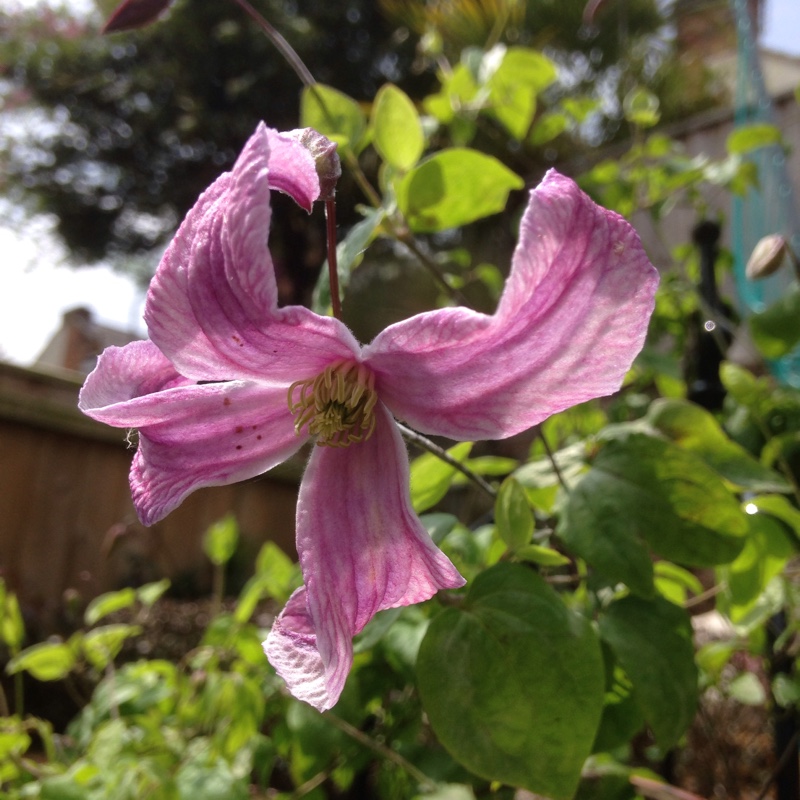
223,398,231,406
252,425,258,430
236,445,243,450
257,435,262,440
235,425,243,433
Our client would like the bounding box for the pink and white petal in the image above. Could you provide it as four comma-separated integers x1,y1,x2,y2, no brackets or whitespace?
145,122,360,383
264,128,321,212
264,587,331,710
128,380,307,525
267,406,464,710
79,341,194,427
363,170,659,441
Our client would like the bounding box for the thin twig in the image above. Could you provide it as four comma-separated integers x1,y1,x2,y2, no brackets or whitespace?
325,199,342,320
324,712,438,792
755,729,800,800
396,423,496,499
290,767,333,799
537,426,570,493
683,583,725,609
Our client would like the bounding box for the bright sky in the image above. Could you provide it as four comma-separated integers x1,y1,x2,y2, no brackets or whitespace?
0,0,798,366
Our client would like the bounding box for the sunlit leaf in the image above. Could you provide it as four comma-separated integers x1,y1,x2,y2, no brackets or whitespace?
396,149,523,232
749,283,800,359
495,477,533,551
203,514,239,567
409,442,473,513
418,564,604,800
301,84,367,154
7,642,76,681
726,123,783,155
85,588,137,627
372,84,424,170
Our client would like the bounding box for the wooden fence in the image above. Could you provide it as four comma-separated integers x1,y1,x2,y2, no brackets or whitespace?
0,360,302,630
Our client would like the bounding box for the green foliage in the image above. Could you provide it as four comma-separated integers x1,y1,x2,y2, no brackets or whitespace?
599,596,697,748
6,5,800,798
395,149,523,232
203,513,240,566
418,564,604,799
372,84,425,170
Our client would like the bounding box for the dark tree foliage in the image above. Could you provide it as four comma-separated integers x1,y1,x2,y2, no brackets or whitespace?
1,0,427,272
1,0,714,282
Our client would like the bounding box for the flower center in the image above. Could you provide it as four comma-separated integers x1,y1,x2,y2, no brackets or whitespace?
288,360,378,447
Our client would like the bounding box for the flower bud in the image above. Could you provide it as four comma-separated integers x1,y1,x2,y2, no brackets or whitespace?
102,0,174,33
746,234,788,280
285,128,342,202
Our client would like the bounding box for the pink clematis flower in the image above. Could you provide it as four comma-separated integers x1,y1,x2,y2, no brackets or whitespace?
79,122,658,711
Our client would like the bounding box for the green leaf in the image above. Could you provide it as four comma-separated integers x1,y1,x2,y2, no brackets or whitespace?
599,596,697,748
485,46,557,140
300,84,367,154
419,512,461,545
750,283,800,359
622,88,660,128
749,494,800,541
413,786,476,800
529,111,568,146
84,588,137,626
203,513,239,566
417,563,604,799
495,477,533,551
719,361,773,413
396,149,523,233
313,207,385,313
728,672,766,705
717,511,794,623
773,674,800,708
727,122,783,154
647,398,790,492
82,624,141,670
559,434,748,596
409,442,473,513
515,543,571,567
371,84,424,170
0,591,24,651
654,561,704,606
175,758,250,800
7,641,76,681
137,578,171,607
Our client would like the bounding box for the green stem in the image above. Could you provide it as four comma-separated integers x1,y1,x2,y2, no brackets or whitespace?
324,712,437,792
396,423,496,498
537,426,570,494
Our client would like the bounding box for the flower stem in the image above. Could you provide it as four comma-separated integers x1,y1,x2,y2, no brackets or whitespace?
227,0,315,87
396,423,496,498
325,200,342,320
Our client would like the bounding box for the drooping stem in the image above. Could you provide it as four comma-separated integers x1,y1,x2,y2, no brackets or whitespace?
227,0,315,87
396,423,496,499
325,199,342,320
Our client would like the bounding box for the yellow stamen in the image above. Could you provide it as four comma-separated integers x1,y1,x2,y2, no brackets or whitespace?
288,360,378,447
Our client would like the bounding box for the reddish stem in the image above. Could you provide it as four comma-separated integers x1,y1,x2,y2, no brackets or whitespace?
325,199,342,320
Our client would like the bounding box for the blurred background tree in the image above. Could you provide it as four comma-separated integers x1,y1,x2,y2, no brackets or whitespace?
0,0,724,289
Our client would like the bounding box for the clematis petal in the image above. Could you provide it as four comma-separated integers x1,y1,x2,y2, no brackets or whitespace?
263,587,331,710
79,341,194,426
265,406,464,710
79,342,307,525
363,170,659,441
146,122,359,383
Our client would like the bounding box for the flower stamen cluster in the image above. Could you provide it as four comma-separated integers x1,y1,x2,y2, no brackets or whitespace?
288,360,378,447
